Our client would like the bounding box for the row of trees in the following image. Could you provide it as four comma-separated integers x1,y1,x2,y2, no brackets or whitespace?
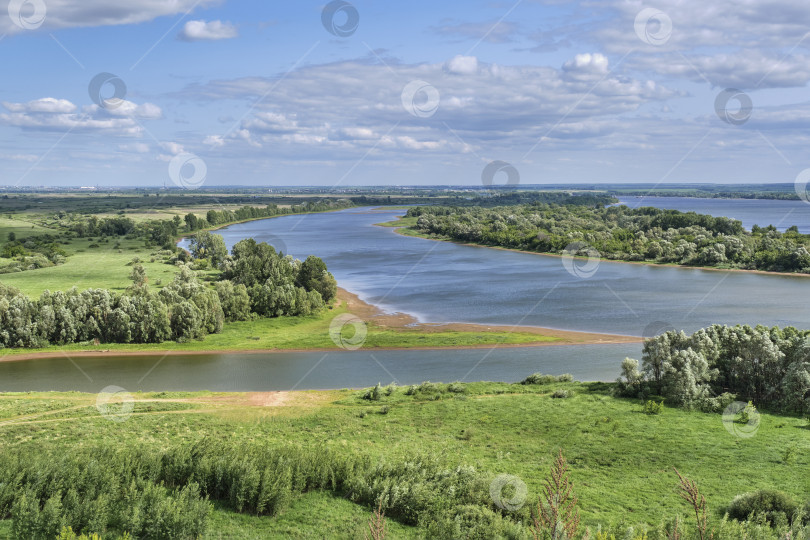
0,266,223,348
407,204,810,273
618,324,810,412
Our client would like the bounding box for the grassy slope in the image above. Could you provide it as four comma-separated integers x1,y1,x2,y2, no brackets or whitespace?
0,384,806,536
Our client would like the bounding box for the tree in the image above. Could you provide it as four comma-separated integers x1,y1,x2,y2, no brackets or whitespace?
215,281,251,322
189,231,228,266
129,263,148,290
297,256,337,303
7,232,15,242
184,213,200,231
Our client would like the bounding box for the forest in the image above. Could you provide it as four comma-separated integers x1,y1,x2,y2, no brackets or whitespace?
406,203,810,273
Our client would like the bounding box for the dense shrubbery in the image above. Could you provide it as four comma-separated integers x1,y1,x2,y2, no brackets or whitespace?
407,203,810,273
0,441,520,539
727,490,803,526
618,324,810,412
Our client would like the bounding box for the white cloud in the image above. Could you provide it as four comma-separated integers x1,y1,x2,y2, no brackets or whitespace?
118,143,150,153
2,0,221,34
3,98,76,114
160,142,184,155
177,55,677,162
445,55,479,75
0,97,161,137
178,20,238,41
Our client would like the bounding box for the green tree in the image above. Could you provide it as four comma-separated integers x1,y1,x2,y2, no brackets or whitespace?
297,255,337,303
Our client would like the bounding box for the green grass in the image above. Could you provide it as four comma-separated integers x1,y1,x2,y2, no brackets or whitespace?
0,383,806,537
0,238,178,297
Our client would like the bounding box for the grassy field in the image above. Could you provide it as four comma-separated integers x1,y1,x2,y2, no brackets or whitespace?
0,382,805,537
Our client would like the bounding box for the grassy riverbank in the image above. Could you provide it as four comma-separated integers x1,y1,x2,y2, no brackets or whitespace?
0,381,805,537
0,287,585,361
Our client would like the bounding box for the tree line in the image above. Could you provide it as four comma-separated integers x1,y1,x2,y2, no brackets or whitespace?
618,324,810,413
407,203,810,273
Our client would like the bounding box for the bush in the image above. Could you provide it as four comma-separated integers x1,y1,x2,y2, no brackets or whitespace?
521,373,573,385
643,400,663,415
551,389,573,399
363,384,382,401
728,490,800,525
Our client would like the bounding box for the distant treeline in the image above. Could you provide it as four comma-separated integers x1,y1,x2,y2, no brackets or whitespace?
612,191,801,200
69,198,355,245
407,203,810,273
352,192,617,208
619,324,810,413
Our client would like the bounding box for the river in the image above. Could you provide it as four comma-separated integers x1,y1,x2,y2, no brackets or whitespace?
1,200,807,392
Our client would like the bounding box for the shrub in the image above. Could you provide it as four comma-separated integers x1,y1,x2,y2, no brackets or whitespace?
446,382,466,393
643,400,664,415
551,389,572,399
363,384,382,401
522,373,573,385
728,490,800,525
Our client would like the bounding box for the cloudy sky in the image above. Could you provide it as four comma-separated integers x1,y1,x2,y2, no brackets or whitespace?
1,0,809,187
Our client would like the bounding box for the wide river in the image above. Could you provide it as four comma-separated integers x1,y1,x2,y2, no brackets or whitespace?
1,199,808,392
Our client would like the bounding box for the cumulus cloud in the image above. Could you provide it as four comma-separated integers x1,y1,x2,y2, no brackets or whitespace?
180,54,678,162
444,55,479,75
178,20,238,41
0,97,162,137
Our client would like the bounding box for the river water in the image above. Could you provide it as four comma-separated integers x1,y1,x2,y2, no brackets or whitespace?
1,199,807,391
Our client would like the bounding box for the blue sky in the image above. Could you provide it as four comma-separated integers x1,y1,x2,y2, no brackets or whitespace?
1,0,809,187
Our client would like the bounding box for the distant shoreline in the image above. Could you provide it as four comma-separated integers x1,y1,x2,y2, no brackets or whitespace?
378,215,810,279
